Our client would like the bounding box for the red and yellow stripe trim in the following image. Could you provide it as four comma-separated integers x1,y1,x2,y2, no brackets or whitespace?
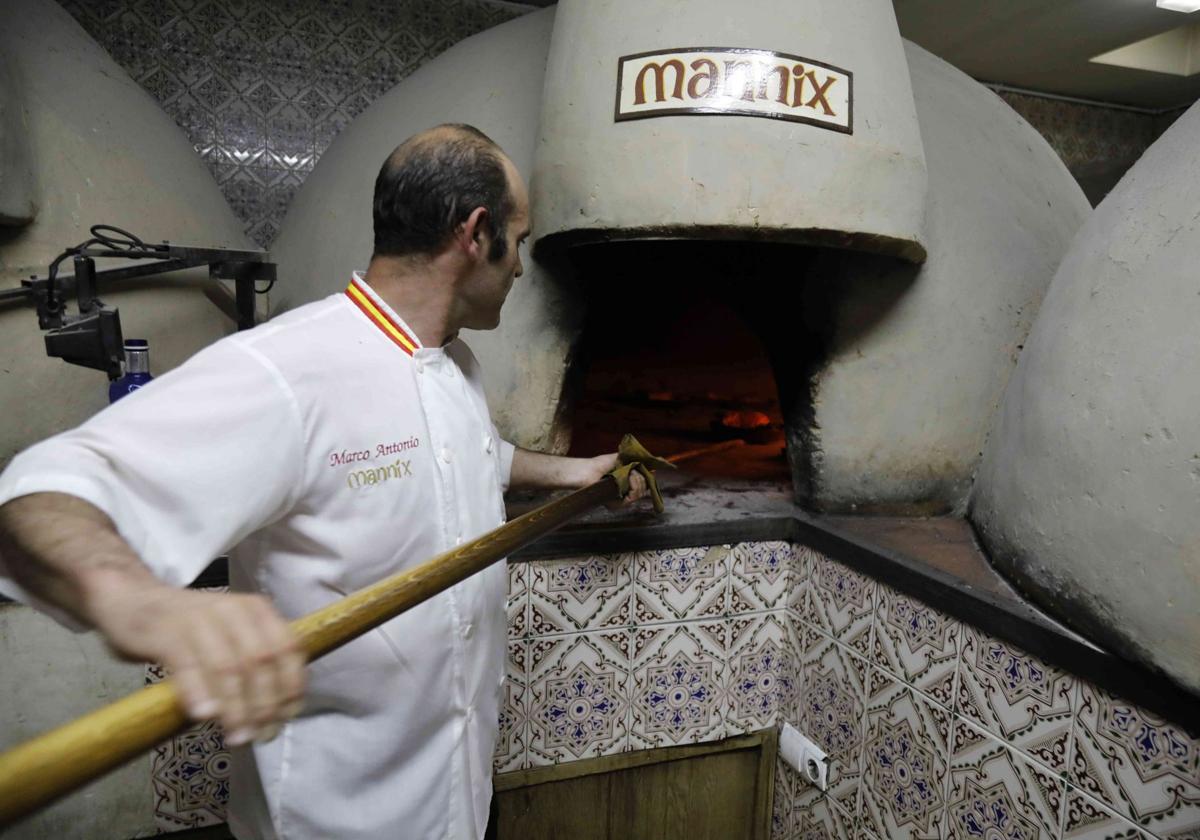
345,277,421,356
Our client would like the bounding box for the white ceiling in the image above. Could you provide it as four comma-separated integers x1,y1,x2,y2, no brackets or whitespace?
514,0,1200,110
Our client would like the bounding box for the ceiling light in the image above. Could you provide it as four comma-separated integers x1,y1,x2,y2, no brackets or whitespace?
1157,0,1200,12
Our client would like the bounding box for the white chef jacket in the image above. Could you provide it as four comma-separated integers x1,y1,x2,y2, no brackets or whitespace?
0,272,514,840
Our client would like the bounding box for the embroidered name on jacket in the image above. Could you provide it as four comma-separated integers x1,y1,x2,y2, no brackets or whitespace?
346,458,414,489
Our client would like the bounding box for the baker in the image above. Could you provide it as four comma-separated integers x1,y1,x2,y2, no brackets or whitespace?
0,124,646,839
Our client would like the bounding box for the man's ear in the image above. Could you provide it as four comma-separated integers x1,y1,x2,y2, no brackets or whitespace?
458,206,491,259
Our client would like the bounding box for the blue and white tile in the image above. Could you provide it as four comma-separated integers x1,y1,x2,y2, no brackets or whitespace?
146,663,230,831
528,553,634,635
805,554,876,657
630,623,726,749
791,790,857,840
633,545,730,623
1060,785,1154,839
789,544,820,616
1069,681,1200,837
956,627,1076,774
945,716,1064,840
772,753,797,840
730,540,792,613
726,614,798,736
872,584,960,710
526,631,631,767
506,560,529,641
494,640,528,773
859,669,952,840
796,633,870,819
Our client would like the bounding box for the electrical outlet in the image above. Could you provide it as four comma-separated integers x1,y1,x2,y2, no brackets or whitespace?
779,722,830,790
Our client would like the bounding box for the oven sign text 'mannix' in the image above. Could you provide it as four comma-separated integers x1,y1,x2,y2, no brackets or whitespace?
615,47,852,134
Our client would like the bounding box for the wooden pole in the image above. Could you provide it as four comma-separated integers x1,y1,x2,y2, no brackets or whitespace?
0,477,620,828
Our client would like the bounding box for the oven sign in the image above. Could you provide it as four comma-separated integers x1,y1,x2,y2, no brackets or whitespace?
615,47,852,134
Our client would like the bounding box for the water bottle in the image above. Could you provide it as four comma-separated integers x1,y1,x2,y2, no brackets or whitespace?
108,339,154,403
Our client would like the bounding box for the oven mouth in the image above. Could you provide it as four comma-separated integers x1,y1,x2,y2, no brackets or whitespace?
540,238,837,508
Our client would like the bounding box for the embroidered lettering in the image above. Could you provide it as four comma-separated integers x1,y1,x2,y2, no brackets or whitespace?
347,459,414,490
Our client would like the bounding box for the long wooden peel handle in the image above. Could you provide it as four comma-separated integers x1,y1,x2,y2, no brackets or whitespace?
0,477,620,828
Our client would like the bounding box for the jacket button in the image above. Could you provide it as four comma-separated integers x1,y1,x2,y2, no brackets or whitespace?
484,435,494,454
440,448,452,464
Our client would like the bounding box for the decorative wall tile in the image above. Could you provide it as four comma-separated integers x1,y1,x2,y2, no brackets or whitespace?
527,631,630,767
872,584,961,710
528,553,633,635
956,626,1076,773
772,754,797,840
633,545,730,623
946,717,1064,840
805,554,876,657
730,540,792,612
494,639,528,773
506,560,528,641
792,789,857,840
1070,682,1200,837
797,634,870,819
1061,787,1153,839
859,671,952,840
790,545,819,615
60,0,526,246
146,663,229,831
630,623,726,749
727,614,798,736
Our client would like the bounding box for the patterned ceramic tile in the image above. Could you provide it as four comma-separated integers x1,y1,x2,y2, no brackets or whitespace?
693,613,758,657
791,790,857,840
773,754,798,840
946,717,1064,840
1061,786,1154,839
783,611,822,726
527,631,631,767
796,633,870,819
726,614,798,736
494,639,528,773
859,669,953,840
730,540,792,612
805,554,876,657
956,626,1076,774
506,560,528,641
1069,682,1200,837
789,544,819,616
146,662,229,831
872,584,961,710
528,553,634,635
60,0,526,245
630,623,726,749
633,545,730,624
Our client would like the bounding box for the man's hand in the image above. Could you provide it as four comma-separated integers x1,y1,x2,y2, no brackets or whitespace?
509,449,648,503
0,493,305,745
92,580,306,745
578,452,649,505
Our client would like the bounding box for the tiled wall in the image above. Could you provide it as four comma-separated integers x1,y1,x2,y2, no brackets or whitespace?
994,90,1185,205
499,543,797,770
58,0,527,247
773,547,1200,840
147,543,1199,837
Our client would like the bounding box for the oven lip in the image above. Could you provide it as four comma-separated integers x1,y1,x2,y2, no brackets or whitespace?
101,511,1199,729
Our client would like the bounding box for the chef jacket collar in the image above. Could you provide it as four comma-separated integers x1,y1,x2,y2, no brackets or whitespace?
346,271,427,357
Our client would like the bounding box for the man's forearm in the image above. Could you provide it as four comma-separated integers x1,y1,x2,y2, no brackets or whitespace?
0,492,159,629
0,491,306,744
508,448,613,490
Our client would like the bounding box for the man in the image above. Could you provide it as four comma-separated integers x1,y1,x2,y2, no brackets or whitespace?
0,124,643,839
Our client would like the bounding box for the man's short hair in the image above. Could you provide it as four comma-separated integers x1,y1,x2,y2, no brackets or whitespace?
372,124,513,261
